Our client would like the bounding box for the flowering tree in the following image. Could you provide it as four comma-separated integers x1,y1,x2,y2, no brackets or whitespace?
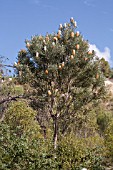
15,18,105,149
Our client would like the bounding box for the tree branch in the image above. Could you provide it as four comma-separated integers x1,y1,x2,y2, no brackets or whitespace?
3,64,14,68
0,95,24,105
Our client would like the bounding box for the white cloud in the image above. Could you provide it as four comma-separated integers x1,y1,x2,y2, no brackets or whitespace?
89,44,112,65
84,0,95,7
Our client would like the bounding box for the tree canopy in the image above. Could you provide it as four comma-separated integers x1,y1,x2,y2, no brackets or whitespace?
14,18,105,148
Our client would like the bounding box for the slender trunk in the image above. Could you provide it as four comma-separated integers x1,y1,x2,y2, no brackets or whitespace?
43,128,47,139
49,95,58,149
53,117,58,150
41,125,47,139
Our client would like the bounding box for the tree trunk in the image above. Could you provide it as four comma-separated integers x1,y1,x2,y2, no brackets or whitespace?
53,117,58,150
40,125,47,139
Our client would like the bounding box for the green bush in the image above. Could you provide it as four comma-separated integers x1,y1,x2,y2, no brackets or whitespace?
0,123,58,170
0,101,58,170
97,110,112,136
0,101,107,169
4,100,42,139
56,135,105,170
0,123,105,170
104,121,113,164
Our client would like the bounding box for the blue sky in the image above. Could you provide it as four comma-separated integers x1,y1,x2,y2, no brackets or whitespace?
0,0,113,74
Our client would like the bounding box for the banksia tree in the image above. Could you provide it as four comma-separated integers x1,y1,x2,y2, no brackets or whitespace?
15,18,105,149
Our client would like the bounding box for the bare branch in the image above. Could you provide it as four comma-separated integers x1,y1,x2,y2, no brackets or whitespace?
0,95,24,105
3,64,15,68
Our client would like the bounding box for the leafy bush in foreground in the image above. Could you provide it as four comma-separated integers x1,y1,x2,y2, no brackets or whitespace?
0,123,58,170
56,135,105,170
0,123,105,170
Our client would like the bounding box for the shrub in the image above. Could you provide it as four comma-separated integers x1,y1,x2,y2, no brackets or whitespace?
0,123,58,170
56,134,105,170
4,100,42,139
104,121,113,165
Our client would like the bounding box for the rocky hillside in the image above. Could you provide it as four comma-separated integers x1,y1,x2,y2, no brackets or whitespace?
105,79,113,95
